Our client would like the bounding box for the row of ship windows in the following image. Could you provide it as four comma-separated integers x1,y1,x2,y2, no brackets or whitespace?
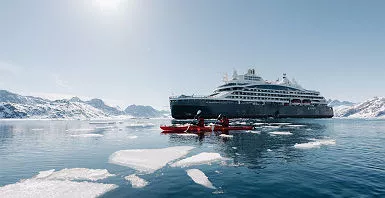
243,89,318,96
233,92,324,99
226,96,321,102
244,76,262,81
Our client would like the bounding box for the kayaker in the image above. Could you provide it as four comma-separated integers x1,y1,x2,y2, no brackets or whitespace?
197,116,205,127
219,115,229,127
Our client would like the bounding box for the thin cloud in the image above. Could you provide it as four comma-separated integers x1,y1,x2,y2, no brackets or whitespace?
52,74,72,91
0,61,22,77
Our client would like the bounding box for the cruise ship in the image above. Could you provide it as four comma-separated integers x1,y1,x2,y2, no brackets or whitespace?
170,69,333,119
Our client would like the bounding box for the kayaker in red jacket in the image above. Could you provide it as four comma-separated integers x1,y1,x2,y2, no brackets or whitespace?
197,117,205,127
219,115,229,127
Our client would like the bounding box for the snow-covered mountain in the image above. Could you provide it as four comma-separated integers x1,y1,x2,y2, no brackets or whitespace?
333,97,385,118
124,105,168,118
0,90,166,119
327,99,355,107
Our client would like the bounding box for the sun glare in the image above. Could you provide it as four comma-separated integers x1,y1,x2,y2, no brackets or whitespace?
92,0,123,12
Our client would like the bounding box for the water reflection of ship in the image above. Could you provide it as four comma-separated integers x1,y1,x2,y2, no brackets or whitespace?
166,120,328,169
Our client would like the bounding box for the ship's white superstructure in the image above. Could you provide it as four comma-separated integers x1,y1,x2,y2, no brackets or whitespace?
204,69,328,106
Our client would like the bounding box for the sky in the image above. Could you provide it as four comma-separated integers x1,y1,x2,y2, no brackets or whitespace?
1,0,385,110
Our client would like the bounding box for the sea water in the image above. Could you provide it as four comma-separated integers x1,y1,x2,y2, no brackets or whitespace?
0,118,384,197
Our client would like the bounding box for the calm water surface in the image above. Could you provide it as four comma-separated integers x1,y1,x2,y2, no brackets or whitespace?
0,118,384,197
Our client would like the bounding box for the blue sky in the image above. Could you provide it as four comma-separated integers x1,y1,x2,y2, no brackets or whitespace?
1,0,385,109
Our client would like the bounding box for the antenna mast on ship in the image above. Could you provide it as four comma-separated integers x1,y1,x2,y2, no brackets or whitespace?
223,73,229,83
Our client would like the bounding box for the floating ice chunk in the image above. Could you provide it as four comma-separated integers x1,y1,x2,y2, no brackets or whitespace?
95,126,115,129
317,139,336,145
171,152,224,167
34,169,55,179
176,133,198,137
89,121,116,125
287,124,305,127
186,169,216,189
269,131,293,135
35,168,115,181
294,142,321,149
31,128,44,131
66,128,94,132
128,135,138,139
269,123,292,125
232,147,237,149
219,134,233,138
294,139,336,149
263,125,281,128
109,146,195,174
0,179,117,198
126,123,155,128
124,174,149,188
267,149,272,152
70,134,104,137
249,131,261,134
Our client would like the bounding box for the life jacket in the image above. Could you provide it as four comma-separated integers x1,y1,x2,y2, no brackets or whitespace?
197,118,205,127
221,118,229,127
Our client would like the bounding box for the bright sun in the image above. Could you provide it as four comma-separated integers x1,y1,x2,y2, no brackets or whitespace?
92,0,123,12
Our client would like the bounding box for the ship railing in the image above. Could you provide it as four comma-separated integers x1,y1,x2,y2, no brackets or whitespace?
169,95,208,99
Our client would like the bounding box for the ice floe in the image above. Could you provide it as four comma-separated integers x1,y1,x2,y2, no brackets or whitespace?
269,123,292,125
128,135,138,139
186,169,216,189
34,168,115,181
287,124,306,127
109,146,195,173
269,131,293,135
263,126,281,129
95,126,115,130
31,128,44,131
0,179,117,198
0,168,117,198
250,131,261,134
126,123,155,128
294,139,336,149
124,174,149,188
70,134,104,138
170,152,224,167
245,130,261,134
66,128,95,132
267,149,272,152
219,134,233,138
89,121,116,125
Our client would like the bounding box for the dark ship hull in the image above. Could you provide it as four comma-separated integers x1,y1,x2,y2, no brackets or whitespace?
170,99,333,119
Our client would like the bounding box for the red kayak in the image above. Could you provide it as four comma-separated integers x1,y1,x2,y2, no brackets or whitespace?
160,125,253,133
